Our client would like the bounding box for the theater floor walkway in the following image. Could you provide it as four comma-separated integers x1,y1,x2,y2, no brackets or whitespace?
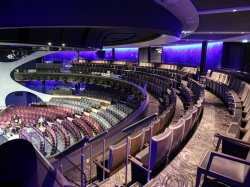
153,90,231,187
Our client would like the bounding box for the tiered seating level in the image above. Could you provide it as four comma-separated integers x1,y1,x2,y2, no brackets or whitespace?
195,71,250,187
93,79,205,185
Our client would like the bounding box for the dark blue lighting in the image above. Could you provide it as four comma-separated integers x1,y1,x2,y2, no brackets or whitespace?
79,48,113,60
44,51,78,62
114,48,138,62
162,43,202,66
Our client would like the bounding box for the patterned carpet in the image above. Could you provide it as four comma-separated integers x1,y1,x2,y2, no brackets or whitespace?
153,90,230,187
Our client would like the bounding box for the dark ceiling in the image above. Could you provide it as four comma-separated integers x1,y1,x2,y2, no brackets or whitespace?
0,0,182,49
192,0,250,11
0,28,160,49
185,0,250,42
185,34,241,41
197,11,250,32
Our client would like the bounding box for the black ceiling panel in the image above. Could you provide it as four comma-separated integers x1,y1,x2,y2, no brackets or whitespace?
196,11,250,32
192,0,250,11
185,34,241,41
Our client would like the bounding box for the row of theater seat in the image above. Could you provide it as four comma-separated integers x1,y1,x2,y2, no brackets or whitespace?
93,88,177,181
134,67,182,83
93,80,204,185
206,71,250,130
0,106,74,124
49,98,93,114
195,71,250,187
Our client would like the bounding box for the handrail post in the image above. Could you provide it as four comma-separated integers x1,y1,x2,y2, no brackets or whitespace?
81,143,86,187
59,158,63,174
89,145,93,184
125,137,129,186
147,126,153,183
102,138,106,181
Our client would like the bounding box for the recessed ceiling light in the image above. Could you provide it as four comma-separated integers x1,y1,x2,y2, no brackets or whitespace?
48,42,52,46
242,40,248,43
233,9,237,12
62,43,65,47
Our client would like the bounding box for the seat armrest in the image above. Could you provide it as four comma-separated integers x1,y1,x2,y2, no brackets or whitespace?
215,133,250,150
206,150,250,172
93,159,110,174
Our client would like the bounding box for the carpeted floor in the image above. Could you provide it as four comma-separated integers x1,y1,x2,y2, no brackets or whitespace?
152,90,230,187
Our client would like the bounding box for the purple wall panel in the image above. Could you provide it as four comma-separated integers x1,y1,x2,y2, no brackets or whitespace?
206,42,223,71
44,51,78,61
162,44,202,66
114,48,138,62
79,48,113,60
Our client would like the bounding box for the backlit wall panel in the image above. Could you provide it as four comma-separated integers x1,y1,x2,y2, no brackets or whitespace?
44,51,78,61
114,48,138,62
79,48,113,60
206,42,223,71
162,43,202,66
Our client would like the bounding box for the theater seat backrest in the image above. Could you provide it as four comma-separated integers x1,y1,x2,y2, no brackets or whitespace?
107,141,127,171
150,128,173,169
128,131,144,156
169,119,184,151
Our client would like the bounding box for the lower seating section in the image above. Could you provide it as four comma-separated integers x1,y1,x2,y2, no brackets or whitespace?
49,98,92,114
0,102,125,157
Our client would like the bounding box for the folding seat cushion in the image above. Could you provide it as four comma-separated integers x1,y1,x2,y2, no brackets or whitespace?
226,123,241,139
142,125,154,145
169,119,185,151
159,111,167,130
182,112,193,138
152,118,161,136
242,130,250,143
190,107,198,127
128,130,144,156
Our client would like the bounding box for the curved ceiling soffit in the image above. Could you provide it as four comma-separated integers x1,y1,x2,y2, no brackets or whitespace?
0,0,182,49
109,0,199,48
154,0,199,39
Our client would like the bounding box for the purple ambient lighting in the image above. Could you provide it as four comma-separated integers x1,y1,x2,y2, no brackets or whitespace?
162,43,202,66
44,51,78,62
206,42,223,72
114,48,138,62
79,48,113,60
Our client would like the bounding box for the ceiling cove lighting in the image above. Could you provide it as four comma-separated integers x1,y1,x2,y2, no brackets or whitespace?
242,40,248,43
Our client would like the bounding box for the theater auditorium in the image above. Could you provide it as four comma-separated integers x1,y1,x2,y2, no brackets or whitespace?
0,1,250,187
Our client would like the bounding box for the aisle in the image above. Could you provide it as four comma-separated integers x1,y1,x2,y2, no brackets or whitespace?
153,90,231,186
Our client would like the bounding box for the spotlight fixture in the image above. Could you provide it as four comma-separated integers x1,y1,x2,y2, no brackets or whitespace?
242,40,248,43
48,42,52,46
233,9,237,12
62,43,65,47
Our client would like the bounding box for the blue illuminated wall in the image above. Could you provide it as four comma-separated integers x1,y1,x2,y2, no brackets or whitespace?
44,51,78,62
206,42,223,72
114,48,138,62
162,42,223,71
162,44,202,66
80,48,113,60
